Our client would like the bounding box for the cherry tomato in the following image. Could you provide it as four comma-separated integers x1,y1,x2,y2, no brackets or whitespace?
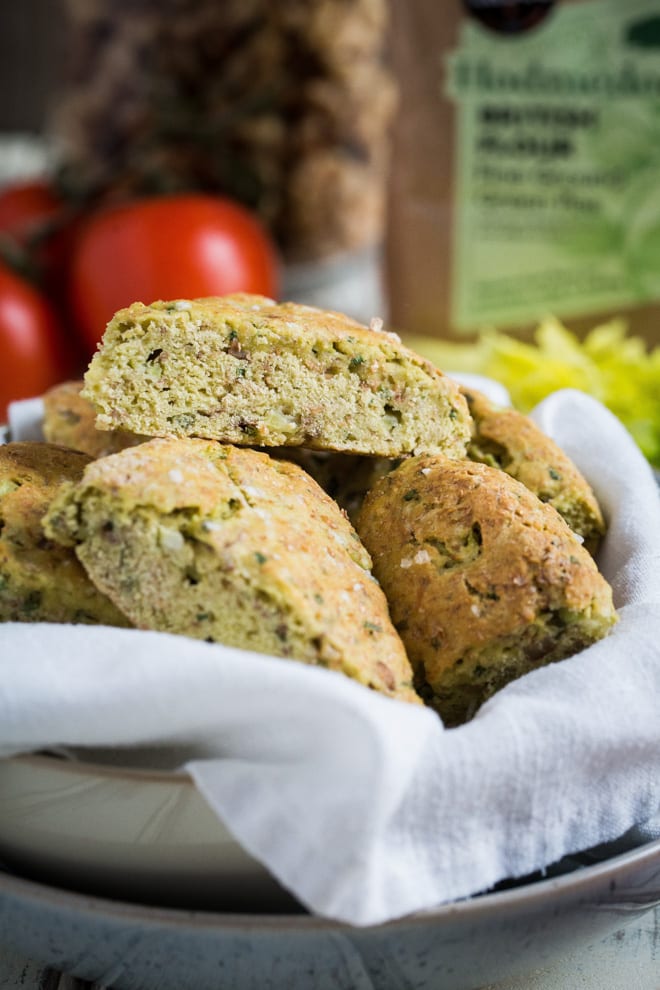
0,178,79,309
0,179,63,244
69,194,280,353
0,260,70,421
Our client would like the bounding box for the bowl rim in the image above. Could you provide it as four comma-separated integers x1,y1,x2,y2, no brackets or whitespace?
2,837,659,933
8,750,195,784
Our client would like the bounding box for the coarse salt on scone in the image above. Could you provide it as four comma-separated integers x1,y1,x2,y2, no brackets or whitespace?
82,294,471,458
43,380,145,459
43,437,420,704
462,387,606,554
356,455,617,725
0,442,130,627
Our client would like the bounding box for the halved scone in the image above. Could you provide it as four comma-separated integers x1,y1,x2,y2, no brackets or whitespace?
82,294,471,458
44,437,420,704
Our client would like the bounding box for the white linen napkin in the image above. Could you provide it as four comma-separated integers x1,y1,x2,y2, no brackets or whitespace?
1,387,659,926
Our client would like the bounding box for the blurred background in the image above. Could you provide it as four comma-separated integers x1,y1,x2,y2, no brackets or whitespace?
0,4,64,134
1,0,659,466
0,0,397,418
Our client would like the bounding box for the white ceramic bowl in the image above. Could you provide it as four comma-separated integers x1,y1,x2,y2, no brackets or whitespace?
0,752,297,911
1,751,660,990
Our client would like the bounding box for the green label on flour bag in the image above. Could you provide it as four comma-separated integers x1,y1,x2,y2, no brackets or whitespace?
447,0,660,331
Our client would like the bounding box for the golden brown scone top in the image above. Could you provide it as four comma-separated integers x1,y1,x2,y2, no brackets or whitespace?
462,387,605,553
44,437,419,703
356,455,617,724
63,436,373,560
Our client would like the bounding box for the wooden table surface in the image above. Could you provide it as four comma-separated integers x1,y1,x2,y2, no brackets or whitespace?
1,902,659,990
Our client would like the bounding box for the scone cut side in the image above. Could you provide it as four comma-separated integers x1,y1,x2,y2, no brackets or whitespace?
43,437,420,705
0,442,131,627
356,455,617,725
82,294,472,458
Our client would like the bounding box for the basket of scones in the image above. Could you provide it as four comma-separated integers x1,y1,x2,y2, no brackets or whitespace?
1,294,658,926
1,293,618,722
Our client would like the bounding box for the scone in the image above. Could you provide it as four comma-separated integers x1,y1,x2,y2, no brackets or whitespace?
82,294,471,457
44,437,419,703
43,380,145,458
356,456,617,725
463,387,605,553
0,442,130,626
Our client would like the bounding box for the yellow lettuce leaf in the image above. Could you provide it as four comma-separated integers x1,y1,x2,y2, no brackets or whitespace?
405,319,660,467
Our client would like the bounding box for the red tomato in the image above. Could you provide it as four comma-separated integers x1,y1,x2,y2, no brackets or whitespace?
0,179,63,244
0,179,78,308
0,261,70,421
69,194,280,353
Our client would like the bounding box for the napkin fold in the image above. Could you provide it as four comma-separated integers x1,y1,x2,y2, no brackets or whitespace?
1,388,659,926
